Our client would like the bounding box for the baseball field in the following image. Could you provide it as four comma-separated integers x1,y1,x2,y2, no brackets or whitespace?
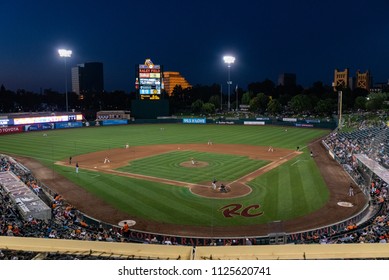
0,124,366,237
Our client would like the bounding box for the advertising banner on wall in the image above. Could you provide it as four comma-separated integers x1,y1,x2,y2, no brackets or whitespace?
182,118,206,124
24,123,54,131
102,119,128,126
244,121,265,125
0,126,23,135
55,122,83,129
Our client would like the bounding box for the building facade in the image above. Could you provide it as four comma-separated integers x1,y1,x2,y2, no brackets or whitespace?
333,68,349,90
333,68,372,91
356,70,371,91
278,73,296,87
163,71,191,95
71,62,104,95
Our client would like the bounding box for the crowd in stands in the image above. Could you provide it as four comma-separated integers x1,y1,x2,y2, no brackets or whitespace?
320,123,389,244
323,123,389,187
0,155,125,243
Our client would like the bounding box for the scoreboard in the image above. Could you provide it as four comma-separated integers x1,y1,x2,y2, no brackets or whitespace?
136,58,163,100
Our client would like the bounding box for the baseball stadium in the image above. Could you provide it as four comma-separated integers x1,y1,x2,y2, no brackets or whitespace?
0,111,388,260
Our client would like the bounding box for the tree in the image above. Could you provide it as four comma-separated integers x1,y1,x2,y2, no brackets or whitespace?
365,92,388,111
289,94,312,113
202,102,215,114
256,93,270,112
191,99,204,113
315,99,336,116
241,91,254,105
267,99,282,115
354,96,367,110
249,93,269,113
249,96,261,112
208,95,220,109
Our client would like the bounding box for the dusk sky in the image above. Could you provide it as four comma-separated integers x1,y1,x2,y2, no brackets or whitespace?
1,0,389,93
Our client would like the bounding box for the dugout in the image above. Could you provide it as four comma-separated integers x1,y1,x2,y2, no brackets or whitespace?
0,172,51,221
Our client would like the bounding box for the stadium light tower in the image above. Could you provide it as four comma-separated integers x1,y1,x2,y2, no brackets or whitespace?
58,49,72,112
223,55,235,111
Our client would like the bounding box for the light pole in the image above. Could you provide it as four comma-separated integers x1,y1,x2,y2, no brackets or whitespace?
235,84,238,111
223,55,235,111
338,90,343,130
58,49,72,112
220,84,223,111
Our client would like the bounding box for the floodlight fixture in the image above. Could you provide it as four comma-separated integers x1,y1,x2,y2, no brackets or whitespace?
58,49,72,58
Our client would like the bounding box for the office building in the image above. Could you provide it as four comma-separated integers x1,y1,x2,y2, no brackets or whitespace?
278,73,296,87
72,62,104,95
163,71,191,95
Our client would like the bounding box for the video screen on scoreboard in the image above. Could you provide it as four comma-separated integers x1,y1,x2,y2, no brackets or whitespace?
13,114,83,125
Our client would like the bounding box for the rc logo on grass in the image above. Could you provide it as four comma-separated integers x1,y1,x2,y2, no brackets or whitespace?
220,203,264,218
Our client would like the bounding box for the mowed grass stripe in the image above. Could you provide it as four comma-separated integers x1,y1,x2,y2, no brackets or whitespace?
289,164,309,218
301,159,329,210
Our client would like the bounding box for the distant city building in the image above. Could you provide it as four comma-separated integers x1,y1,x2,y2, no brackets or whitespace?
163,71,191,95
71,62,104,95
333,68,349,90
349,76,355,91
277,73,296,87
370,81,389,93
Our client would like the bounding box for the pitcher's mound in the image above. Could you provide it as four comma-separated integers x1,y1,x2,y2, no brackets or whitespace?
180,161,209,168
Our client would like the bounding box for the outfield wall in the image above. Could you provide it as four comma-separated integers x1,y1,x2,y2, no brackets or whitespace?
98,117,337,129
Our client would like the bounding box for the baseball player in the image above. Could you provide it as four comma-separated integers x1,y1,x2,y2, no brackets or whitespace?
211,180,217,190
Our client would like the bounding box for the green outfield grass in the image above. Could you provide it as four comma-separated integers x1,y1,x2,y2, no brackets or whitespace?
0,124,330,228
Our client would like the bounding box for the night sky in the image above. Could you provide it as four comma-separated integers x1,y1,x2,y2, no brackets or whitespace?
1,0,389,93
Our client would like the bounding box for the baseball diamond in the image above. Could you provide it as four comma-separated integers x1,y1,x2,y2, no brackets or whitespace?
0,124,368,238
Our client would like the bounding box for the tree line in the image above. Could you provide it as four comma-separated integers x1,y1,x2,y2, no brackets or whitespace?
169,80,388,116
1,80,388,119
